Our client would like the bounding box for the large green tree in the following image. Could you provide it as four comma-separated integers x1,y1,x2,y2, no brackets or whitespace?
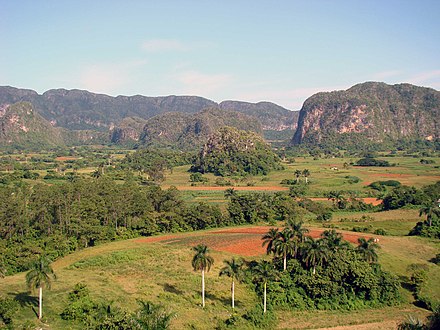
219,258,245,309
191,244,214,308
25,256,56,319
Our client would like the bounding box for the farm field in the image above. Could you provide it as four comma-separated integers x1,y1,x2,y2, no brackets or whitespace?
162,156,440,203
1,225,438,329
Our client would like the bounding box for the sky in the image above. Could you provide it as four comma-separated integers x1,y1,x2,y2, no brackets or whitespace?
1,0,439,110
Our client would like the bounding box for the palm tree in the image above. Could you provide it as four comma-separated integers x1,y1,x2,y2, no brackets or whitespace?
273,228,295,271
302,169,310,184
25,256,56,319
132,300,174,329
302,237,328,275
262,228,279,255
287,220,309,258
252,260,276,313
191,244,214,308
294,170,302,183
320,229,349,251
356,238,380,263
419,204,440,227
219,258,245,309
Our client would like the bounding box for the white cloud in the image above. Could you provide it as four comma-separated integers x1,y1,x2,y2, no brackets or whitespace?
235,85,348,110
141,39,188,52
371,70,402,81
173,70,233,97
77,60,147,95
406,70,440,89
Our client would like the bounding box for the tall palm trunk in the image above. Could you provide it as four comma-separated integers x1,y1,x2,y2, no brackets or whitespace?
202,269,205,308
38,286,42,319
263,282,267,313
283,255,287,271
312,265,316,275
231,280,235,309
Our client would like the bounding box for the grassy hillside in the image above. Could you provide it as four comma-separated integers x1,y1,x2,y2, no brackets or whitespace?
1,225,438,329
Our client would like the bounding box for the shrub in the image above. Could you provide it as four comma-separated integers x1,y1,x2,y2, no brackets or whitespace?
0,297,18,327
355,157,391,167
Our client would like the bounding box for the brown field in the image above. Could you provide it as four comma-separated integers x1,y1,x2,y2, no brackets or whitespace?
135,226,372,257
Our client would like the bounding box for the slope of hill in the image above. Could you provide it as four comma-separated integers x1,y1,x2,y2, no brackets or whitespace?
292,82,440,146
0,102,64,149
139,108,263,150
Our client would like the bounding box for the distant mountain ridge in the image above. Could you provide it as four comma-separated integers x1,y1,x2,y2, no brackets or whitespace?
292,82,440,146
0,86,296,133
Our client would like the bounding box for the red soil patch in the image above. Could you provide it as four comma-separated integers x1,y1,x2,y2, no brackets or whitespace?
135,226,372,257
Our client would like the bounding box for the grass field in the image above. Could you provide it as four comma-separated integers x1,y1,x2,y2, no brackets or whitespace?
162,156,440,202
1,225,438,329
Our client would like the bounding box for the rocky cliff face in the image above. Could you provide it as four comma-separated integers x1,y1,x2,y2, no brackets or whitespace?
292,82,440,145
0,102,64,148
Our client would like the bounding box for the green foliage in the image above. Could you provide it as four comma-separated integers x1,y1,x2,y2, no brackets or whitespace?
131,300,174,330
242,304,276,329
191,127,283,176
248,229,401,312
0,296,18,327
189,172,208,183
397,315,426,329
382,186,429,210
69,251,144,269
0,178,226,275
369,180,402,191
355,157,392,167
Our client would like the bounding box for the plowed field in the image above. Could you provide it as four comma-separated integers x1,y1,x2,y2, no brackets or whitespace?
135,226,372,256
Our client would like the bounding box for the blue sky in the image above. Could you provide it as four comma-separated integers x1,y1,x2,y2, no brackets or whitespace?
1,0,439,110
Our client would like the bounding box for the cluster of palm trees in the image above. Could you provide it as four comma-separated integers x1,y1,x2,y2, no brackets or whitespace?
263,222,379,273
294,169,311,184
191,224,381,314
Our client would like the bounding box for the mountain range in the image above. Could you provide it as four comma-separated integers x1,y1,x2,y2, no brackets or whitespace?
0,82,438,150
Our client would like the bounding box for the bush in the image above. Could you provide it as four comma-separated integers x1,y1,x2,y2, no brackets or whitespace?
374,228,389,236
355,157,391,167
345,176,361,184
0,297,18,327
243,305,277,329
